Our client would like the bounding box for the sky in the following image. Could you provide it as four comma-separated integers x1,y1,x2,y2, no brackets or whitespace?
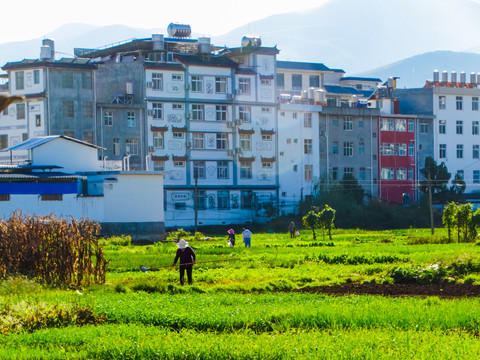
3,0,328,43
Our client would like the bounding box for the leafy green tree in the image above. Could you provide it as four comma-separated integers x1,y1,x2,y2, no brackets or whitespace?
419,157,451,234
319,205,336,240
339,174,364,205
449,173,466,202
442,202,458,243
302,209,320,240
456,203,473,242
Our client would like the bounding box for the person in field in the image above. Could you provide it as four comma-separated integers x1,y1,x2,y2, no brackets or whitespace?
242,228,252,248
288,221,297,238
227,228,235,247
172,239,196,285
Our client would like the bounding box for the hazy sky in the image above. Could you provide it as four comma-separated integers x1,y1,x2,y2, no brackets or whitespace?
4,0,327,43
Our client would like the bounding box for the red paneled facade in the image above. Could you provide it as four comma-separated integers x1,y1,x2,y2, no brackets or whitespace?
378,115,417,205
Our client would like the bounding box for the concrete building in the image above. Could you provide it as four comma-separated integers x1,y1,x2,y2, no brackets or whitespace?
0,135,165,241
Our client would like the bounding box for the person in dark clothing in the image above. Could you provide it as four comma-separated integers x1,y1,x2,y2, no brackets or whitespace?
288,221,297,238
172,239,196,285
227,228,235,247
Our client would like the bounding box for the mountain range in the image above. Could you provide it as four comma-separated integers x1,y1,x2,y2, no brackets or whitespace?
2,0,480,88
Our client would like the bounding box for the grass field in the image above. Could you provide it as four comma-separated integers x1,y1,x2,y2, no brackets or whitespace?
2,228,480,359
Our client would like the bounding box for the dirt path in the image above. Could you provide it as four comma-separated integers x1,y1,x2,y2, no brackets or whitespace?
297,283,480,298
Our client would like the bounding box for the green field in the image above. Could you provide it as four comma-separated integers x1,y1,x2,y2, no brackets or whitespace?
2,228,480,359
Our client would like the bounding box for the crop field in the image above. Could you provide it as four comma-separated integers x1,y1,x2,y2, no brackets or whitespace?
2,228,480,359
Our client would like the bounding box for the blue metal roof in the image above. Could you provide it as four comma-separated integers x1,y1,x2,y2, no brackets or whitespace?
323,85,364,95
277,61,333,72
340,76,382,82
2,135,105,152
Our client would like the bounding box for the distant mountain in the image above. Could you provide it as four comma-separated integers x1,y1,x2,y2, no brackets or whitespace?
357,51,480,89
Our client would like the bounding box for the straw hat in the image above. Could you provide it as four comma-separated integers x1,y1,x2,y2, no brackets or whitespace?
177,239,188,249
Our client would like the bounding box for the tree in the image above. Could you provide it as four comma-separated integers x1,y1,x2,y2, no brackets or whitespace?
449,173,466,202
302,209,320,240
442,202,457,243
319,205,336,240
419,157,451,234
339,174,364,205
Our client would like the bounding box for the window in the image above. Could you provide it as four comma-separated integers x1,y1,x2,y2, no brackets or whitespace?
473,97,479,111
381,167,395,180
193,133,204,149
217,190,230,209
173,132,184,139
240,134,251,151
152,102,163,119
408,119,414,131
359,168,365,181
473,121,479,135
304,113,312,128
408,168,414,180
408,143,415,156
193,161,206,179
293,112,298,119
439,120,446,134
82,72,92,89
0,194,10,201
358,119,364,128
261,107,271,114
396,143,407,156
62,71,73,88
457,144,463,158
292,74,302,90
153,161,164,171
192,104,204,121
261,79,271,86
304,139,312,154
239,106,251,123
104,111,113,126
15,71,24,90
395,119,406,132
343,116,353,131
359,141,365,155
439,144,446,158
380,118,394,131
397,168,407,180
439,96,446,110
277,73,284,88
33,69,40,84
420,120,428,134
241,190,254,209
286,138,291,144
343,141,353,157
173,103,184,110
172,74,183,81
456,120,463,134
174,161,185,167
344,167,354,177
262,160,272,168
456,96,463,110
293,165,298,172
262,134,272,141
0,135,7,149
240,161,252,179
380,143,394,155
153,132,164,149
82,101,93,118
474,170,480,184
332,141,339,154
22,133,28,141
215,77,227,93
216,105,227,121
83,131,93,144
191,75,203,92
216,133,228,149
41,194,62,201
152,73,163,91
175,202,186,210
474,145,480,159
238,78,251,95
127,112,135,127
113,138,120,155
309,75,319,87
125,138,138,155
217,161,229,179
63,100,74,117
16,103,25,120
196,190,206,210
332,167,338,180
305,165,313,181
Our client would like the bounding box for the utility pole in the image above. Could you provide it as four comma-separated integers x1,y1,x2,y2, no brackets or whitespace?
194,174,198,233
428,171,434,235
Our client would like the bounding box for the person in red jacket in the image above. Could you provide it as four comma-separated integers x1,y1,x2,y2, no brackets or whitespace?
172,239,196,285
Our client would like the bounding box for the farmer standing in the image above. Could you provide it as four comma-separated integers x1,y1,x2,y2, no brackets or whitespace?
242,228,252,248
227,228,236,247
172,239,196,285
288,221,297,238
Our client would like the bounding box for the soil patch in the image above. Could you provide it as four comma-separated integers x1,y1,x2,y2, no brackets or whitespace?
297,283,480,298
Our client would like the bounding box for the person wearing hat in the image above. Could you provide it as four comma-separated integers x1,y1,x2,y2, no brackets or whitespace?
227,228,235,247
172,239,196,285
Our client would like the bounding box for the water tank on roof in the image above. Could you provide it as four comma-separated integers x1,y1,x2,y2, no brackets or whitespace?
471,72,477,85
314,89,326,104
433,70,439,82
41,38,55,61
198,37,211,54
126,82,133,95
451,71,457,84
241,36,262,47
308,87,316,99
460,71,466,85
167,23,192,38
152,34,164,50
442,71,448,83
